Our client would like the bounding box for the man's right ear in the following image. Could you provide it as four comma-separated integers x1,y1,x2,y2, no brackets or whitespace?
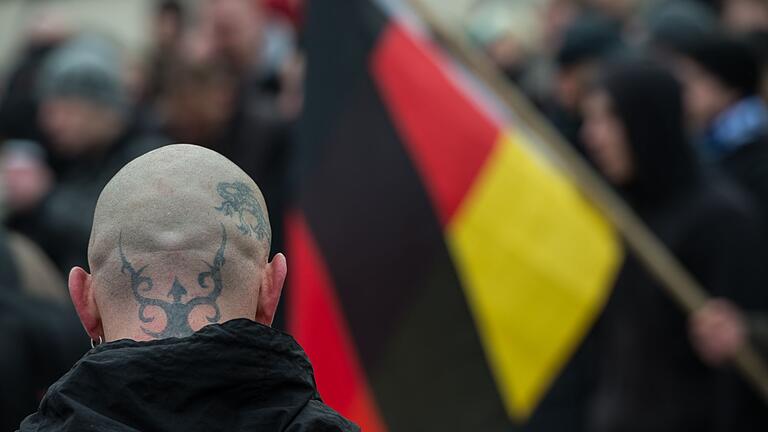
255,253,287,326
68,266,104,342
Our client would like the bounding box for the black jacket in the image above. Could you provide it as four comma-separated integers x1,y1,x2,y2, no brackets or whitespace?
587,61,768,432
19,319,358,432
719,134,768,227
1,288,86,432
0,226,87,432
590,178,768,432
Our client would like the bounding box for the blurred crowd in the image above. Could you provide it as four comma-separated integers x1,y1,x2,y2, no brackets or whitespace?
0,0,767,430
0,0,303,428
478,0,768,430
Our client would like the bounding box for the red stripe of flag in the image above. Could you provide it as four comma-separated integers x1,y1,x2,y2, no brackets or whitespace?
371,23,501,226
286,211,387,432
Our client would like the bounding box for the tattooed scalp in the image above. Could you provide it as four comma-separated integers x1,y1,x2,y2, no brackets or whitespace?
88,144,271,339
118,224,227,339
215,181,271,246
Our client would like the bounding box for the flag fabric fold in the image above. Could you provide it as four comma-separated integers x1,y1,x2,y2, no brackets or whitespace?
289,0,621,429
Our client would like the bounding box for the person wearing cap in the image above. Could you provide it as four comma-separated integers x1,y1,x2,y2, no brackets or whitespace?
672,31,768,211
4,35,168,275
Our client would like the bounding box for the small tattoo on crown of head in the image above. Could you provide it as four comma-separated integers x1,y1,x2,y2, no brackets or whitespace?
214,181,270,243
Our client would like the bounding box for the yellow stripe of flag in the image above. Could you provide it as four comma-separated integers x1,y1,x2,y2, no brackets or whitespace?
447,131,621,420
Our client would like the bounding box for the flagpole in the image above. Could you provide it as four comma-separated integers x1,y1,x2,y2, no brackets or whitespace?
405,0,768,403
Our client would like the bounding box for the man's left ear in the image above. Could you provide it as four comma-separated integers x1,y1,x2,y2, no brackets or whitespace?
255,253,287,326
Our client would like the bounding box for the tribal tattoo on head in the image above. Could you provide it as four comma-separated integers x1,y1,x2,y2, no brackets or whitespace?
119,224,227,339
214,181,269,243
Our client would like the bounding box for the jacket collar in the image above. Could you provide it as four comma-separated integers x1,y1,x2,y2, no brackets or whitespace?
33,319,321,428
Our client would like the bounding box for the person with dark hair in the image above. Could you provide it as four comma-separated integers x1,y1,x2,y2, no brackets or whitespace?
18,144,357,431
143,0,186,106
544,12,625,156
672,30,768,408
673,32,768,213
580,59,768,431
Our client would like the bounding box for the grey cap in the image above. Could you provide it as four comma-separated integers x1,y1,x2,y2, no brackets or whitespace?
38,35,126,111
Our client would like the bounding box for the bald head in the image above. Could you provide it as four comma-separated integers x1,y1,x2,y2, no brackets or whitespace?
70,144,286,342
90,143,270,270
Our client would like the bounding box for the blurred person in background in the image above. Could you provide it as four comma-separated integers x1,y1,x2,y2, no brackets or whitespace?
514,0,586,118
201,0,299,108
160,56,241,152
673,13,768,382
0,11,92,423
465,0,542,86
580,59,768,432
143,0,187,107
200,0,305,122
5,35,166,275
543,12,624,156
671,32,768,217
0,144,87,429
0,8,72,143
1,264,86,432
730,0,768,103
127,0,188,134
0,141,69,299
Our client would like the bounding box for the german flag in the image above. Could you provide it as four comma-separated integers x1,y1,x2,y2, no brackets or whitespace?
287,0,621,430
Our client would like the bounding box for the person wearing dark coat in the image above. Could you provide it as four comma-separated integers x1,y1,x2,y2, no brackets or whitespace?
580,59,768,432
673,32,768,218
18,144,356,431
1,286,86,431
0,222,87,431
4,36,166,274
669,29,768,376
